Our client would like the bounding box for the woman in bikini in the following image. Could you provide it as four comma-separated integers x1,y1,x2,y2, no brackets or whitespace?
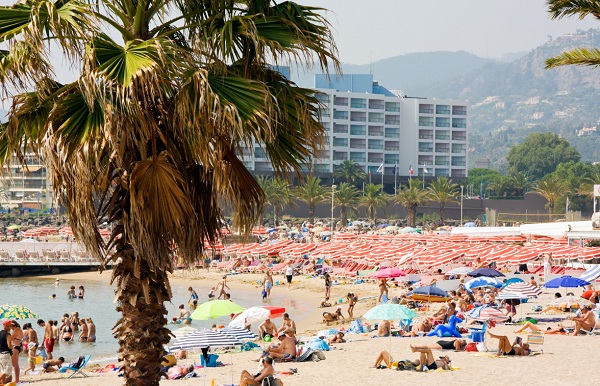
487,331,530,356
10,321,24,383
79,319,88,341
60,319,74,342
87,318,96,342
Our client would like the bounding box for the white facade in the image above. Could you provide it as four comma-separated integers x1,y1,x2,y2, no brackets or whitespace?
240,74,468,179
0,154,52,209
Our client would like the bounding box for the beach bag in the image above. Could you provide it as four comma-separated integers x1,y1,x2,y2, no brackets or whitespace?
465,342,478,352
476,342,488,352
297,348,314,362
262,377,283,386
348,319,366,334
314,350,326,360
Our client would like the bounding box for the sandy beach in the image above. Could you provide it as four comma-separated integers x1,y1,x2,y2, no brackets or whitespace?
13,268,600,386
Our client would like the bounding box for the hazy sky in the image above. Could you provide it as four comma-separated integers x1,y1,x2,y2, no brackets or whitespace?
300,0,598,64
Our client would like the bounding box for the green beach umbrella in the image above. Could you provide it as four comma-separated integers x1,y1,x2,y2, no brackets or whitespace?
0,305,38,319
7,225,19,230
190,300,245,320
362,304,417,321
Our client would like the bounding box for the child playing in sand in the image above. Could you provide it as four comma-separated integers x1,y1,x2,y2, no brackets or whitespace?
208,287,216,299
23,342,37,374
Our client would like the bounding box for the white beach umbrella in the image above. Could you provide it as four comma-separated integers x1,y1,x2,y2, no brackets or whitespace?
228,306,270,329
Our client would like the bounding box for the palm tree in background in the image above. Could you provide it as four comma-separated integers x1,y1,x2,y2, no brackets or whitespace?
359,183,387,222
508,171,531,197
294,175,330,224
487,175,514,197
427,177,458,225
532,175,571,215
334,182,360,226
333,160,366,186
395,179,429,227
256,176,297,226
546,1,600,69
577,173,600,199
0,1,338,384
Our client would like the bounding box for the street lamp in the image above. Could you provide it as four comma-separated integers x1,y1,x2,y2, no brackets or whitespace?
460,185,464,226
331,184,336,241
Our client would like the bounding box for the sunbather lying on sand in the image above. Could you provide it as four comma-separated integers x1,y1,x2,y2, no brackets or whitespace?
371,346,451,371
322,307,344,324
487,332,530,356
514,321,566,334
412,339,467,351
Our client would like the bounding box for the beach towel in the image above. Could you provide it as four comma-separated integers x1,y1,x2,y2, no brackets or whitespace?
297,348,314,362
348,319,367,334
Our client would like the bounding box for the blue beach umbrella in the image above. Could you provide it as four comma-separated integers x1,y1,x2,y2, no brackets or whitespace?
468,268,505,277
465,277,502,294
579,265,600,284
406,286,451,302
544,275,589,289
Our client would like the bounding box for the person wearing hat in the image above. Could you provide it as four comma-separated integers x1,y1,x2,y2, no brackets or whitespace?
0,320,14,385
23,342,38,375
568,305,596,335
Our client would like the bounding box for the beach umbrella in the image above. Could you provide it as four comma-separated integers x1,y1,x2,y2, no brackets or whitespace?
580,264,600,283
446,267,472,275
401,226,417,233
468,268,505,277
385,226,399,231
544,275,589,289
0,305,38,319
406,286,451,302
501,278,524,288
467,305,509,321
190,300,245,320
228,307,271,329
371,267,406,279
317,328,339,338
169,329,242,351
465,277,502,293
377,223,390,229
498,282,542,299
362,303,418,321
220,327,258,341
261,306,286,319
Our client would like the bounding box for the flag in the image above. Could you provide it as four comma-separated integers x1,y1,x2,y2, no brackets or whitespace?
423,164,429,174
409,162,413,175
377,162,384,174
392,164,397,175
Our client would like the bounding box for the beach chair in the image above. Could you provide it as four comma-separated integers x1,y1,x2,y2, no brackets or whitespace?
66,355,91,378
526,332,544,353
0,250,11,261
28,251,42,261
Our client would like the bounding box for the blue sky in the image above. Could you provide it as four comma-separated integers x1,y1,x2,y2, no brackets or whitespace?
301,0,598,63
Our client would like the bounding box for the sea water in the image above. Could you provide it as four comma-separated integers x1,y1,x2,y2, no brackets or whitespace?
1,274,312,365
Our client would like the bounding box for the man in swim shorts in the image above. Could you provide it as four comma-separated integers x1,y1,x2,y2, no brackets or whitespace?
263,333,297,361
37,319,54,360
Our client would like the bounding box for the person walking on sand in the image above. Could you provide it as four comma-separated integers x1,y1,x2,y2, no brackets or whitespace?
264,271,274,300
216,276,230,300
378,278,390,303
87,318,96,342
23,342,37,374
324,272,332,298
285,262,294,289
37,319,53,360
347,292,357,319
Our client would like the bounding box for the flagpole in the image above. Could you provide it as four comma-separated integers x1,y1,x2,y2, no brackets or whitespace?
394,166,397,195
381,167,384,192
422,164,426,189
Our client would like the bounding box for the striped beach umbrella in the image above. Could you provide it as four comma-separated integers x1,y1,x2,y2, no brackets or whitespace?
498,282,542,299
169,329,242,351
220,327,258,341
467,305,509,321
580,264,600,283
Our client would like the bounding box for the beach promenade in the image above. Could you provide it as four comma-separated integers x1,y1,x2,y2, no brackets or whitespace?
9,267,599,386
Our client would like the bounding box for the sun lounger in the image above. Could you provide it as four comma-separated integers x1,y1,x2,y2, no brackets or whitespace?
65,355,91,378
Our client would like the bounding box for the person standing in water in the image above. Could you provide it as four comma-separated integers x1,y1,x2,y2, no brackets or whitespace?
216,276,230,299
86,318,96,342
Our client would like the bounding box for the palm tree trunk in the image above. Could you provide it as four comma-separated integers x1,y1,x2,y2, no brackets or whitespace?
308,204,315,224
409,207,417,227
112,250,172,386
341,206,347,226
439,205,445,226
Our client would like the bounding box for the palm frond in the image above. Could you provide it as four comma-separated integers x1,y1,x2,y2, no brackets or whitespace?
546,47,600,68
547,0,600,20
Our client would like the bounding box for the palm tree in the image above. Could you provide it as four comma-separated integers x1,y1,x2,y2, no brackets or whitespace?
0,2,338,385
532,175,571,215
359,183,388,222
395,179,429,227
546,1,600,69
508,171,531,197
427,177,458,225
487,175,513,197
333,160,366,186
255,176,296,226
294,175,329,224
577,173,600,199
334,182,360,226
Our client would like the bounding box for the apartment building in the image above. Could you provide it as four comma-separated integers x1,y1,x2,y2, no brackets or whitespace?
241,73,468,184
1,154,52,209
